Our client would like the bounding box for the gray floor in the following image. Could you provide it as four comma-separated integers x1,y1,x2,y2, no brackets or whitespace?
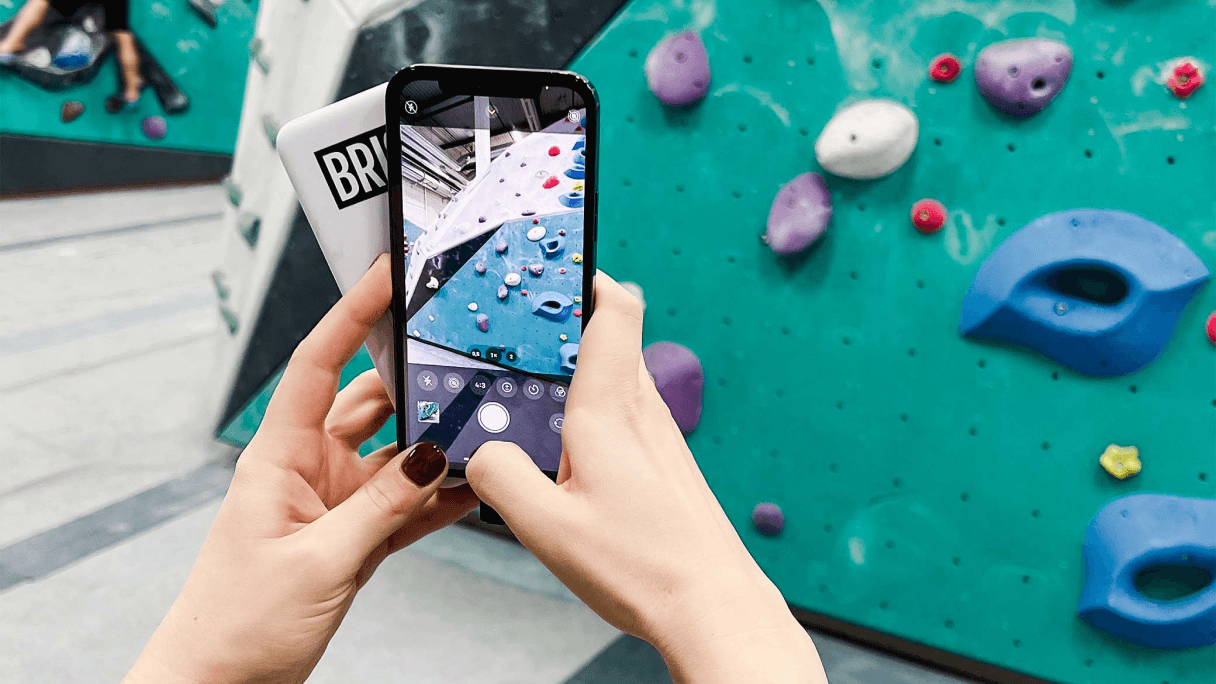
0,185,976,683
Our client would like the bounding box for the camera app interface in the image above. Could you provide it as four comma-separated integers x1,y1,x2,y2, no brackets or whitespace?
399,81,589,471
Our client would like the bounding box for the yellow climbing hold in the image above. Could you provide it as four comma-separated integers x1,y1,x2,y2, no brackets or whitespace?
572,253,583,264
573,181,584,191
573,295,582,303
559,333,568,342
1099,444,1141,480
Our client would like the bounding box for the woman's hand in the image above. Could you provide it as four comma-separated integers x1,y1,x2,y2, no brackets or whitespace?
466,273,827,684
123,255,479,684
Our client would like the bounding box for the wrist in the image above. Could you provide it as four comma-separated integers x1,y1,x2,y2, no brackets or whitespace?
649,574,826,684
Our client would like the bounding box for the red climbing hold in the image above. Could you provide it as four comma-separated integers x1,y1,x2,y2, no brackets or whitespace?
1206,311,1216,346
521,266,528,271
543,176,560,189
533,219,540,224
929,53,961,83
573,308,582,317
1168,62,1204,99
559,268,566,274
548,146,560,156
521,289,529,296
558,229,566,236
911,199,947,234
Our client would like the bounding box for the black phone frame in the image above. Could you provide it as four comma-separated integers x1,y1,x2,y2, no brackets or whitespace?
386,64,599,479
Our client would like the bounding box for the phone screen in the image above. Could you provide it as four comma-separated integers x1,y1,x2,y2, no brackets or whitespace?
393,76,593,474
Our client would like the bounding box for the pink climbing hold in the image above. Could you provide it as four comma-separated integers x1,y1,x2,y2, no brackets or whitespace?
764,172,832,255
642,341,703,435
645,31,711,107
573,308,582,317
548,146,560,156
141,116,167,141
1206,311,1216,346
476,313,489,332
911,199,947,234
929,54,961,83
543,176,560,189
1168,62,1204,99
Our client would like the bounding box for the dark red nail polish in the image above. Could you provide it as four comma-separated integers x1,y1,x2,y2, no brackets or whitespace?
402,442,447,486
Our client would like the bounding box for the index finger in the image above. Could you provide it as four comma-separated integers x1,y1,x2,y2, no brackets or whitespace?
570,271,644,400
265,253,393,428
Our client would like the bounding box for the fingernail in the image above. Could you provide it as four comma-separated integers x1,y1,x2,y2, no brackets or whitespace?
402,442,447,486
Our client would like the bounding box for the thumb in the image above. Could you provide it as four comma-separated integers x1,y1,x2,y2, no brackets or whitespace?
306,442,449,576
466,441,564,534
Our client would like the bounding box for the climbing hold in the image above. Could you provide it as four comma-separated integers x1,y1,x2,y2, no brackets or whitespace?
573,181,584,192
558,268,566,275
573,296,582,304
479,216,487,223
496,238,508,254
522,209,536,216
1206,311,1216,346
504,272,521,287
558,229,566,236
60,101,84,123
527,225,546,241
975,38,1073,117
643,341,703,435
475,262,487,275
814,100,918,180
560,343,579,373
521,266,528,271
929,53,962,83
559,333,568,342
467,302,478,312
573,308,582,317
533,219,540,224
476,313,489,332
542,235,566,258
959,210,1209,377
573,138,585,151
620,282,646,311
1078,493,1216,649
532,292,574,321
141,116,167,141
645,31,711,107
1168,61,1205,99
1099,444,1141,480
426,276,439,289
497,284,509,300
543,176,560,189
571,253,583,264
911,199,947,234
559,191,585,208
751,503,784,536
563,167,586,180
574,150,586,166
764,172,832,255
528,263,545,276
548,146,560,156
521,289,529,296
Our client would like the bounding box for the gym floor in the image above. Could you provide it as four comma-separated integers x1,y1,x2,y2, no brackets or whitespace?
0,184,974,683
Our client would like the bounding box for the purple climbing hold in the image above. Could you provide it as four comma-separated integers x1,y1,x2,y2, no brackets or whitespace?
141,116,167,141
528,262,545,276
479,216,487,223
497,284,509,300
645,31,711,107
751,503,784,536
475,262,487,275
764,172,832,255
975,38,1073,117
642,341,703,435
496,238,508,254
521,209,536,216
61,101,84,123
476,313,489,332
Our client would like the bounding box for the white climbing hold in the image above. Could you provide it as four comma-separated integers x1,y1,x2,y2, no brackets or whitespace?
620,282,646,312
468,302,478,312
814,99,919,180
527,225,547,241
426,276,439,289
504,273,522,287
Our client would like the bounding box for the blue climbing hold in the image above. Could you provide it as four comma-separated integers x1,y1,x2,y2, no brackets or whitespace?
564,166,585,180
559,192,584,208
574,150,585,166
573,138,585,151
560,343,579,373
959,210,1208,377
1078,493,1216,649
542,235,566,258
532,292,573,322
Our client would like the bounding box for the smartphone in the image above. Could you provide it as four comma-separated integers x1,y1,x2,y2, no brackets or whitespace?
386,65,598,479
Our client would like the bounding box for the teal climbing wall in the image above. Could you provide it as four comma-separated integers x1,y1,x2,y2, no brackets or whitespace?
570,1,1216,683
0,0,257,153
223,1,1215,682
